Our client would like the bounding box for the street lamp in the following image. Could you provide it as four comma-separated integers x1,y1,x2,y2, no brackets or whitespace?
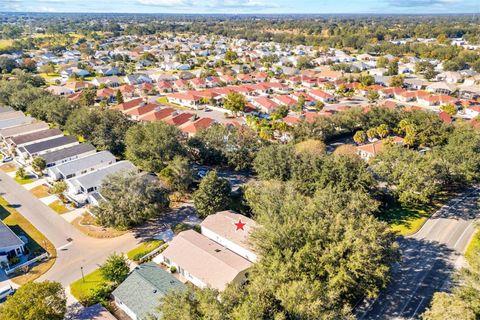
80,266,85,283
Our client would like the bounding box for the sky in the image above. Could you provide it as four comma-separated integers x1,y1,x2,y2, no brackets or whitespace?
0,0,479,14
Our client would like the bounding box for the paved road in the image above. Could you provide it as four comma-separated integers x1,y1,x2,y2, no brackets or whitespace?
357,186,480,319
0,171,144,287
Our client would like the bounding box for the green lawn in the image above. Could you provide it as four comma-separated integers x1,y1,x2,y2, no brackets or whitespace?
379,193,452,236
0,39,13,50
465,229,480,264
0,197,56,284
14,175,36,185
127,240,164,261
70,269,105,301
48,200,70,214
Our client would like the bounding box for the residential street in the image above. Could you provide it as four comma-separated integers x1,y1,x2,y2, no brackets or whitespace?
356,186,480,319
0,171,144,287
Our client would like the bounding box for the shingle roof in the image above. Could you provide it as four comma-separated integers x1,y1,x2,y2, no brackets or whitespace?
9,128,63,146
0,220,24,249
41,143,96,164
162,230,252,291
49,151,116,178
0,116,33,129
71,161,136,190
20,136,78,155
0,122,49,139
112,262,185,320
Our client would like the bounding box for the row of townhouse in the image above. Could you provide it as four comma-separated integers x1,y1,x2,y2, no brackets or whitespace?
111,98,216,137
0,106,137,207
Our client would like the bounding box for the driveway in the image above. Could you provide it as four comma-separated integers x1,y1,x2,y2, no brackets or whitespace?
356,186,480,319
0,171,145,287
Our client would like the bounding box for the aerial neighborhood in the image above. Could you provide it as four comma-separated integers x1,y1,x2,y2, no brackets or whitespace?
0,8,478,320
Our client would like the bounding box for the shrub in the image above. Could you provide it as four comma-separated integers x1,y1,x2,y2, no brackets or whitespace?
170,266,177,273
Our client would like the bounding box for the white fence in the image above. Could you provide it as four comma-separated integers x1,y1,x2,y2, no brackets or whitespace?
138,243,168,263
5,253,49,275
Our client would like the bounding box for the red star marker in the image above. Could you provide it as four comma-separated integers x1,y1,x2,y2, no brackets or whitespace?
234,219,246,231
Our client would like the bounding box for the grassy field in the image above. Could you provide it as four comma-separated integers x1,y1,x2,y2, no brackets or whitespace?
0,197,56,284
0,39,13,50
70,268,105,302
72,213,127,238
380,193,453,236
465,229,479,263
156,96,190,110
127,240,164,261
30,185,51,198
48,200,70,214
14,175,36,185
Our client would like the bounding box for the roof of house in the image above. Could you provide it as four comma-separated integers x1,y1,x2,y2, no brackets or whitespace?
0,220,24,249
0,106,13,114
70,160,136,190
139,108,176,122
19,135,78,155
162,230,252,291
124,103,158,116
0,111,26,121
164,113,194,126
0,121,49,139
9,128,63,146
356,136,404,156
0,116,33,130
113,98,144,111
41,143,96,164
49,151,116,178
73,303,116,320
181,117,215,135
201,210,257,252
112,262,185,320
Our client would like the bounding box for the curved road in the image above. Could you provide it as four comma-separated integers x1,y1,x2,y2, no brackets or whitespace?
0,171,144,286
357,186,479,319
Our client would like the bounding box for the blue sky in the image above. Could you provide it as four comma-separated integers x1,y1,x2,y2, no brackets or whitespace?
0,0,479,14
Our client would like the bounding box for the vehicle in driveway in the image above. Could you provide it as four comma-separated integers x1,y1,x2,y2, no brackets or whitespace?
1,157,12,163
0,285,14,302
197,169,208,178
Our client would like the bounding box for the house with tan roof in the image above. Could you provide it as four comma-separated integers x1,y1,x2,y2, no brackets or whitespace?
158,229,252,291
356,137,404,160
200,210,258,263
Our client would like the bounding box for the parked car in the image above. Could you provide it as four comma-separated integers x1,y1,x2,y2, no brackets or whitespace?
2,157,12,163
197,169,208,178
0,285,14,302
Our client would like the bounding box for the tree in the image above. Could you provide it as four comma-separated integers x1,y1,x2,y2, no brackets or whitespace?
253,144,295,181
159,156,194,194
193,171,231,218
296,94,306,112
376,56,389,68
51,181,67,195
270,105,289,120
353,130,367,144
376,124,389,138
92,171,170,228
79,88,96,107
99,253,130,285
367,128,378,140
158,287,225,320
65,108,132,156
0,57,18,73
294,139,326,156
367,90,380,102
314,100,325,111
27,95,77,126
223,92,246,114
115,89,124,104
31,157,46,175
224,50,238,63
16,167,26,180
440,104,457,116
389,75,404,87
0,281,66,320
39,62,55,75
333,144,359,159
125,122,185,173
423,292,475,320
386,60,399,76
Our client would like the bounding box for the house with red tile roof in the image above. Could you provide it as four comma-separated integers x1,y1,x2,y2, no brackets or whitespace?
164,113,196,127
124,103,159,121
180,117,215,137
167,92,203,108
356,136,404,161
96,88,115,102
438,111,453,124
308,89,335,103
118,84,136,98
252,97,279,113
112,98,144,112
139,108,176,122
190,78,207,90
157,81,173,93
219,75,235,84
272,95,297,108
